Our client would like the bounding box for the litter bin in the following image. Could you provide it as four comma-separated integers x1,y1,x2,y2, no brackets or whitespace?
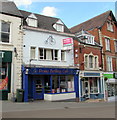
16,89,24,102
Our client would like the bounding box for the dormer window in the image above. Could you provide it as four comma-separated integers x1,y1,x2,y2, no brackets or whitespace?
107,21,113,32
26,14,38,27
53,20,64,32
76,30,95,45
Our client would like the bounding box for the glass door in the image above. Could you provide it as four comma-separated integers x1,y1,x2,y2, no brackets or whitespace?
34,76,44,100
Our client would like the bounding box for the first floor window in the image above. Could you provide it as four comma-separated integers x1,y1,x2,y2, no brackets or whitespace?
94,56,98,68
0,21,10,43
61,50,66,61
89,55,93,68
107,56,113,71
39,48,58,61
115,41,117,52
85,55,88,68
105,38,110,51
30,47,36,59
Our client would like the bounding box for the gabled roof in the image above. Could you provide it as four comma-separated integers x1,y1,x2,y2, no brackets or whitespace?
0,1,23,18
70,10,116,34
20,10,71,33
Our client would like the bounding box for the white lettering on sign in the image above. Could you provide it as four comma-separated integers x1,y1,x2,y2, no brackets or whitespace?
0,52,5,58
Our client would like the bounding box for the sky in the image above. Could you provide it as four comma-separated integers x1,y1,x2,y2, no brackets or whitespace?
10,0,116,28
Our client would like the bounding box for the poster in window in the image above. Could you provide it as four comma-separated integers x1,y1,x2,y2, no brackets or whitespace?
0,68,8,90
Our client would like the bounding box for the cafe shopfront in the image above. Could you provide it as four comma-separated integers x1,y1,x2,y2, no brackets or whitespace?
0,51,12,100
22,66,79,102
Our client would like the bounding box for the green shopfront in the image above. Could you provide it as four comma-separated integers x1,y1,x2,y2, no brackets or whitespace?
103,72,117,97
0,51,12,100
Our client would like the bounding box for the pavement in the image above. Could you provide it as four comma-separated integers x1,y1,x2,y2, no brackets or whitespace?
0,100,116,118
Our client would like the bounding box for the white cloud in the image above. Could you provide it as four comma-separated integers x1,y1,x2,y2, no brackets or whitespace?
41,6,57,17
9,0,32,6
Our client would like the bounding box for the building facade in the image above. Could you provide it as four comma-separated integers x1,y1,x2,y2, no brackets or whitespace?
0,1,23,100
73,30,104,101
70,10,117,100
20,10,79,102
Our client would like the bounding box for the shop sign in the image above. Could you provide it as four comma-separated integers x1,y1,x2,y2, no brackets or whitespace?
0,77,8,90
28,68,78,75
103,73,113,79
84,72,100,77
1,51,12,62
63,38,73,47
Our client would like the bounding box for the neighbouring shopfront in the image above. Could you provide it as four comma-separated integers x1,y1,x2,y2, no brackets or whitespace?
22,66,79,102
0,51,12,100
80,71,104,101
103,72,117,97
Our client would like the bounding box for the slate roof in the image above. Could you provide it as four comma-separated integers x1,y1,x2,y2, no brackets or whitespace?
70,10,116,34
0,1,23,18
20,10,71,33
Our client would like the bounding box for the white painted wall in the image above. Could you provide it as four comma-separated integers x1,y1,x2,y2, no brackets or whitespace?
44,92,76,101
23,29,74,67
0,14,23,98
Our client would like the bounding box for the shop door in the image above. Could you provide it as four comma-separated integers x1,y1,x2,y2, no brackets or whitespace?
83,81,90,98
34,76,44,100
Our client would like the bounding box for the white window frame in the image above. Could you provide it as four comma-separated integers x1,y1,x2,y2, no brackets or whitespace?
105,38,110,51
115,41,117,52
107,21,113,32
89,55,94,69
107,56,113,71
0,21,11,43
61,50,66,61
30,47,36,59
26,17,38,27
38,48,59,61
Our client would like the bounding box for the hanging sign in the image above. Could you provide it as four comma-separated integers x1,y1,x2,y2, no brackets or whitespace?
0,77,8,90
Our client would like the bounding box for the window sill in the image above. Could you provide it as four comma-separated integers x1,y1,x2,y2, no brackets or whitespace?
0,42,13,46
105,50,111,52
107,29,114,33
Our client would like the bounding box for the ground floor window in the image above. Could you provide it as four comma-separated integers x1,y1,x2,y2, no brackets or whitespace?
82,77,99,96
52,75,74,93
0,62,8,90
107,84,117,97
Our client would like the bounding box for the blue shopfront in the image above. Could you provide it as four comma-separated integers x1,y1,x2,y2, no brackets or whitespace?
80,72,104,101
22,66,79,102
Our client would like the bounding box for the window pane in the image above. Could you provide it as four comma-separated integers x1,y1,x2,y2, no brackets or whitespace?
39,48,44,59
85,56,88,68
1,22,10,33
1,33,9,42
30,47,36,59
61,50,65,61
89,56,93,68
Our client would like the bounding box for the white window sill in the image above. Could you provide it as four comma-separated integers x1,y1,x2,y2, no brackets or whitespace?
0,42,13,46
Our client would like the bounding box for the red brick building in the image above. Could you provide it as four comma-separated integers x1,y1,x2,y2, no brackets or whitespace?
70,10,117,100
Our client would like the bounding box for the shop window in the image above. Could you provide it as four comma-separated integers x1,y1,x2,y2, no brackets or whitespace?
0,21,10,43
52,76,59,93
30,47,36,59
90,78,98,93
51,75,74,93
0,63,8,90
105,38,110,51
107,21,113,32
44,76,51,93
89,55,93,68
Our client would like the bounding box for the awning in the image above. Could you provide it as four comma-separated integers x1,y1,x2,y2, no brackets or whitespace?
106,78,117,84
